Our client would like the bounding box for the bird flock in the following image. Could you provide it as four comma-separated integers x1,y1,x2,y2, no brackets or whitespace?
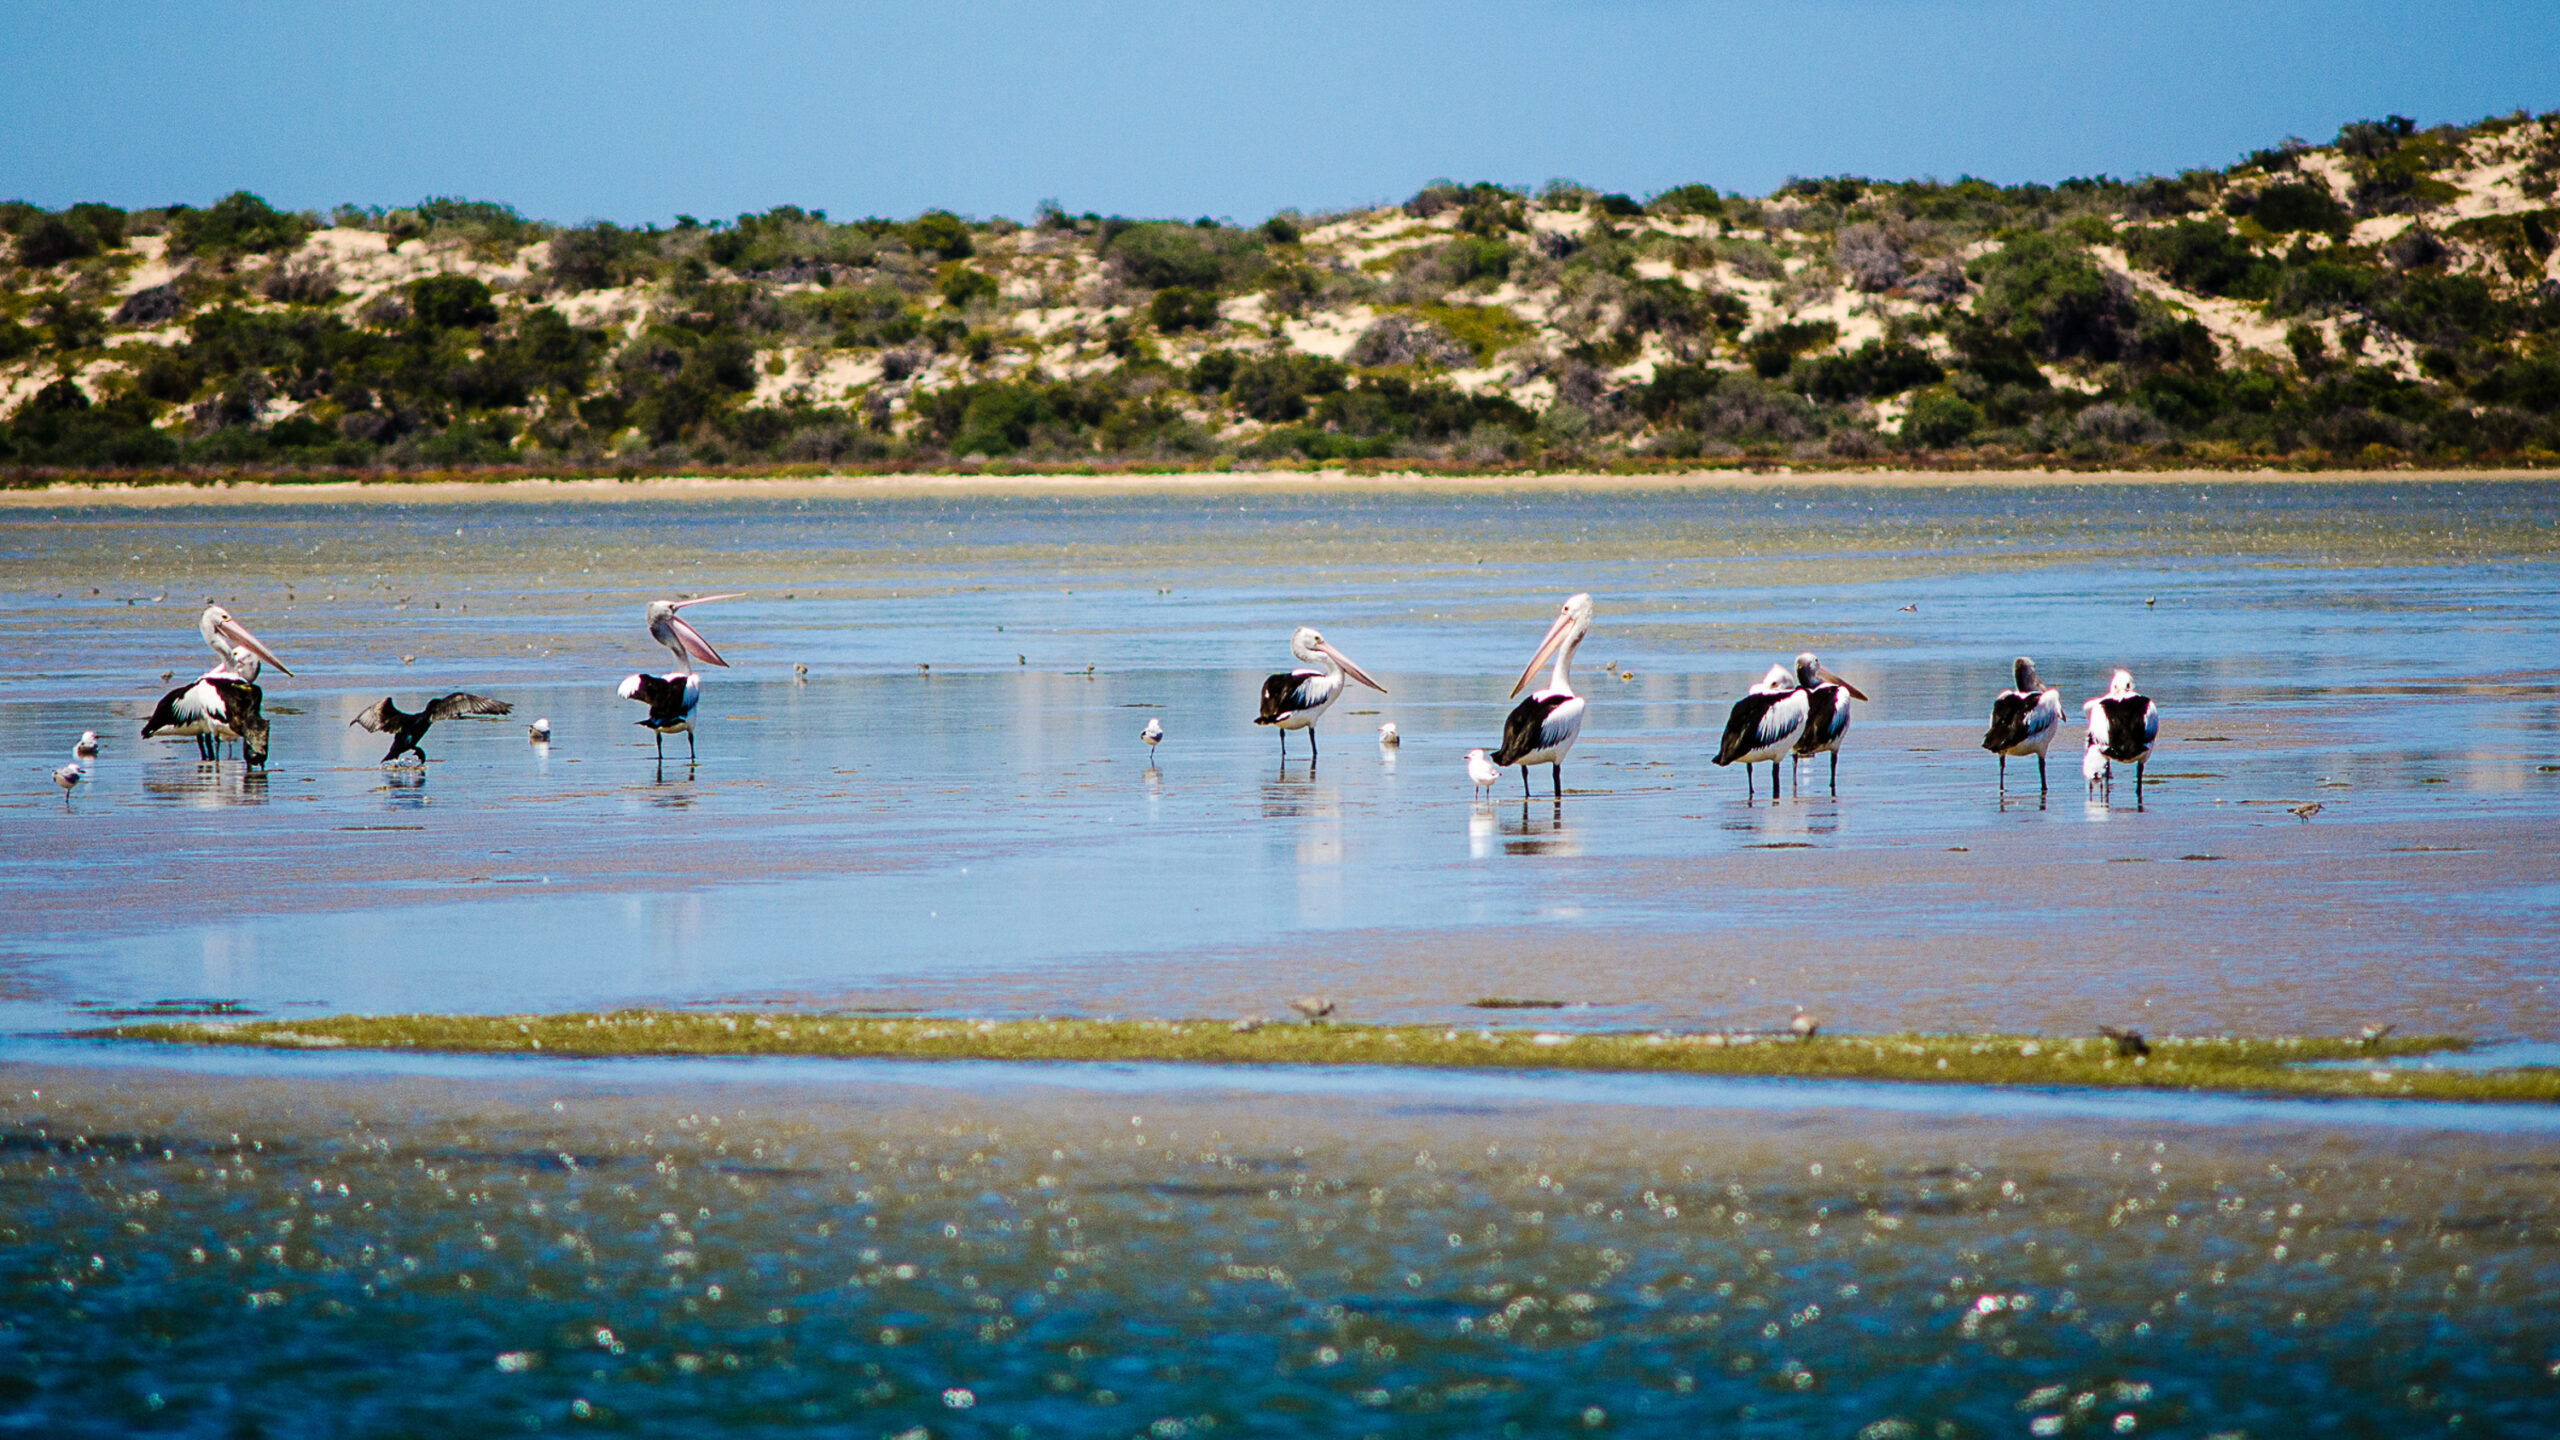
60,591,2163,811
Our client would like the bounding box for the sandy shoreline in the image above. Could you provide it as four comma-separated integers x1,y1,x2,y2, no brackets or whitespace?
0,467,2549,507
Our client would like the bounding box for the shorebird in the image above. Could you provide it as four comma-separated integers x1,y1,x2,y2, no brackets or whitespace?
646,593,743,673
1140,716,1164,754
2099,1025,2150,1057
1465,747,1500,797
2082,735,2112,794
2084,670,2160,799
2289,802,2323,822
1981,657,2065,794
620,672,703,759
1254,626,1385,760
350,693,515,764
74,730,99,757
1788,653,1869,795
1288,996,1336,1022
792,663,808,682
1790,1009,1820,1041
2359,1023,2397,1047
1377,722,1399,748
142,648,269,767
53,755,84,797
1714,663,1805,799
197,604,294,677
1492,593,1591,798
528,718,552,743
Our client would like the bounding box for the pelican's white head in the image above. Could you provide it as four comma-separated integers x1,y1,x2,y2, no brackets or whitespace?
200,604,293,677
648,594,743,671
1751,663,1795,694
1512,593,1594,697
1290,626,1385,692
2105,669,2138,700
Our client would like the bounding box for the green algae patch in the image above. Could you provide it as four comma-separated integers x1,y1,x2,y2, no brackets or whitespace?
83,1013,2560,1103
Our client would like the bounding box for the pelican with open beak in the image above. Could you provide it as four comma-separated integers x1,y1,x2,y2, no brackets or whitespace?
646,594,744,674
1491,592,1592,798
199,604,294,677
1253,626,1386,759
1789,652,1870,794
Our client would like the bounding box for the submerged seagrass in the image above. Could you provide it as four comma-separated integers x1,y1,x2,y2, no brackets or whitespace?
93,1012,2560,1103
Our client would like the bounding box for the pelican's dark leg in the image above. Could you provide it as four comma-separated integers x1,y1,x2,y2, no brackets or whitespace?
1744,765,1754,802
1520,767,1531,798
2037,753,2048,795
688,730,697,760
654,730,664,760
1550,762,1561,798
1997,754,2006,790
1772,759,1783,800
2135,760,2143,800
1830,751,1839,795
1309,727,1318,760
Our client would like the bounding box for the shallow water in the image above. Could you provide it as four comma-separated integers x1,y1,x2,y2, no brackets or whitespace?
1,481,2554,1039
7,1060,2560,1438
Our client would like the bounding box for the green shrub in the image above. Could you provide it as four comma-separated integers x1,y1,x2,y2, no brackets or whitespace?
167,192,314,256
548,222,657,292
1437,236,1515,286
1903,389,1982,447
1592,193,1644,218
905,211,974,260
1796,340,1944,401
408,275,499,331
1103,223,1250,290
1648,185,1725,217
2229,181,2348,235
2122,220,2277,298
1260,215,1301,245
1147,287,1218,332
1228,353,1347,421
1744,319,1838,378
938,266,1000,308
1967,232,2134,361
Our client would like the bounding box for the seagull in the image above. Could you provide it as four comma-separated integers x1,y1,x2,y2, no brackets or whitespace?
74,730,99,757
1714,663,1805,799
1377,722,1400,748
1981,657,2065,794
1288,996,1336,1022
53,756,84,797
1254,626,1386,759
350,693,515,764
2144,597,2157,608
2082,734,2112,795
2289,802,2323,821
528,718,552,743
1897,603,1917,613
1790,1009,1820,1041
1140,716,1164,754
1788,653,1869,795
792,663,808,682
646,593,744,673
2099,1025,2150,1057
1492,593,1592,798
2084,669,2161,799
1465,747,1500,797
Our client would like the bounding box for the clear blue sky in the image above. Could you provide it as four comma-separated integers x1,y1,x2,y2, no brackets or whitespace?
3,1,2552,224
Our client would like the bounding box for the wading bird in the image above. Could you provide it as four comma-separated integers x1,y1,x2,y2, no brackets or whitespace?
1981,657,2065,794
1465,747,1500,797
2084,669,2160,799
1491,593,1591,798
1788,653,1870,794
1715,663,1807,800
142,649,268,768
74,730,99,757
2082,735,2112,794
620,672,703,759
1790,1009,1821,1041
53,755,84,797
1377,722,1399,748
528,718,551,743
646,594,743,673
198,604,294,677
350,693,515,764
1140,717,1164,755
1254,626,1386,759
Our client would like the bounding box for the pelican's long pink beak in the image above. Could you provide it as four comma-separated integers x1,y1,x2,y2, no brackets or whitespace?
671,593,746,610
669,614,728,668
215,616,293,677
1817,667,1869,702
1512,609,1577,697
1319,643,1385,694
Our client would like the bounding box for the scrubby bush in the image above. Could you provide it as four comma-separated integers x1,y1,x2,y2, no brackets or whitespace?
1148,286,1218,332
408,275,499,331
13,204,126,267
1967,233,2136,361
548,222,657,292
1833,223,1909,291
1225,353,1347,422
2228,181,2348,235
1744,320,1838,378
938,266,1000,308
905,211,974,260
260,257,340,306
1103,223,1259,291
1349,313,1470,368
1649,185,1725,217
1902,390,1981,447
1796,340,1943,401
1260,214,1301,245
167,192,313,256
2122,220,2276,299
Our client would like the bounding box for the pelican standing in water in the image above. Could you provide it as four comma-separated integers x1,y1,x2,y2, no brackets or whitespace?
1491,593,1592,798
1714,663,1807,799
1787,653,1869,795
1253,626,1386,759
1980,657,2065,794
623,594,740,759
142,645,269,767
2084,669,2160,799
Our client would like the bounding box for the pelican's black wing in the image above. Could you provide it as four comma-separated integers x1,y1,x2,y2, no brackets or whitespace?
1255,670,1320,724
2096,695,2158,762
1491,692,1571,766
1981,691,2039,752
1715,691,1786,765
1796,685,1850,754
424,693,514,724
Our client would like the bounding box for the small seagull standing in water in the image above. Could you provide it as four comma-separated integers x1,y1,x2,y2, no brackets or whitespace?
528,718,552,744
53,753,85,798
1790,1009,1820,1041
1289,996,1336,1023
1140,717,1163,756
74,730,100,757
1465,747,1500,798
1377,722,1399,748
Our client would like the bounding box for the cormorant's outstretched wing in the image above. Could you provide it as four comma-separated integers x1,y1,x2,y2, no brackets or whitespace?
350,698,398,734
425,693,514,724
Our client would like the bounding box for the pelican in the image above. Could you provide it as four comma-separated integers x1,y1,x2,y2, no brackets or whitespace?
646,593,743,673
1140,717,1164,754
1465,747,1500,797
74,730,99,757
1491,593,1591,797
620,672,702,758
1377,722,1400,748
351,693,515,764
1254,626,1386,759
1714,663,1806,799
1787,653,1869,794
2084,669,2160,798
1981,657,2065,793
142,649,269,768
198,604,293,677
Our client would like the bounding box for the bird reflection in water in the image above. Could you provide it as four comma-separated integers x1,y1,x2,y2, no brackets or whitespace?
142,767,271,809
1503,798,1578,856
380,768,427,807
1259,766,1324,820
650,759,700,808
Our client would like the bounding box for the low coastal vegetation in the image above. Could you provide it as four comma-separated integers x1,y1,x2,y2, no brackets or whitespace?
94,1012,2559,1103
7,110,2560,480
